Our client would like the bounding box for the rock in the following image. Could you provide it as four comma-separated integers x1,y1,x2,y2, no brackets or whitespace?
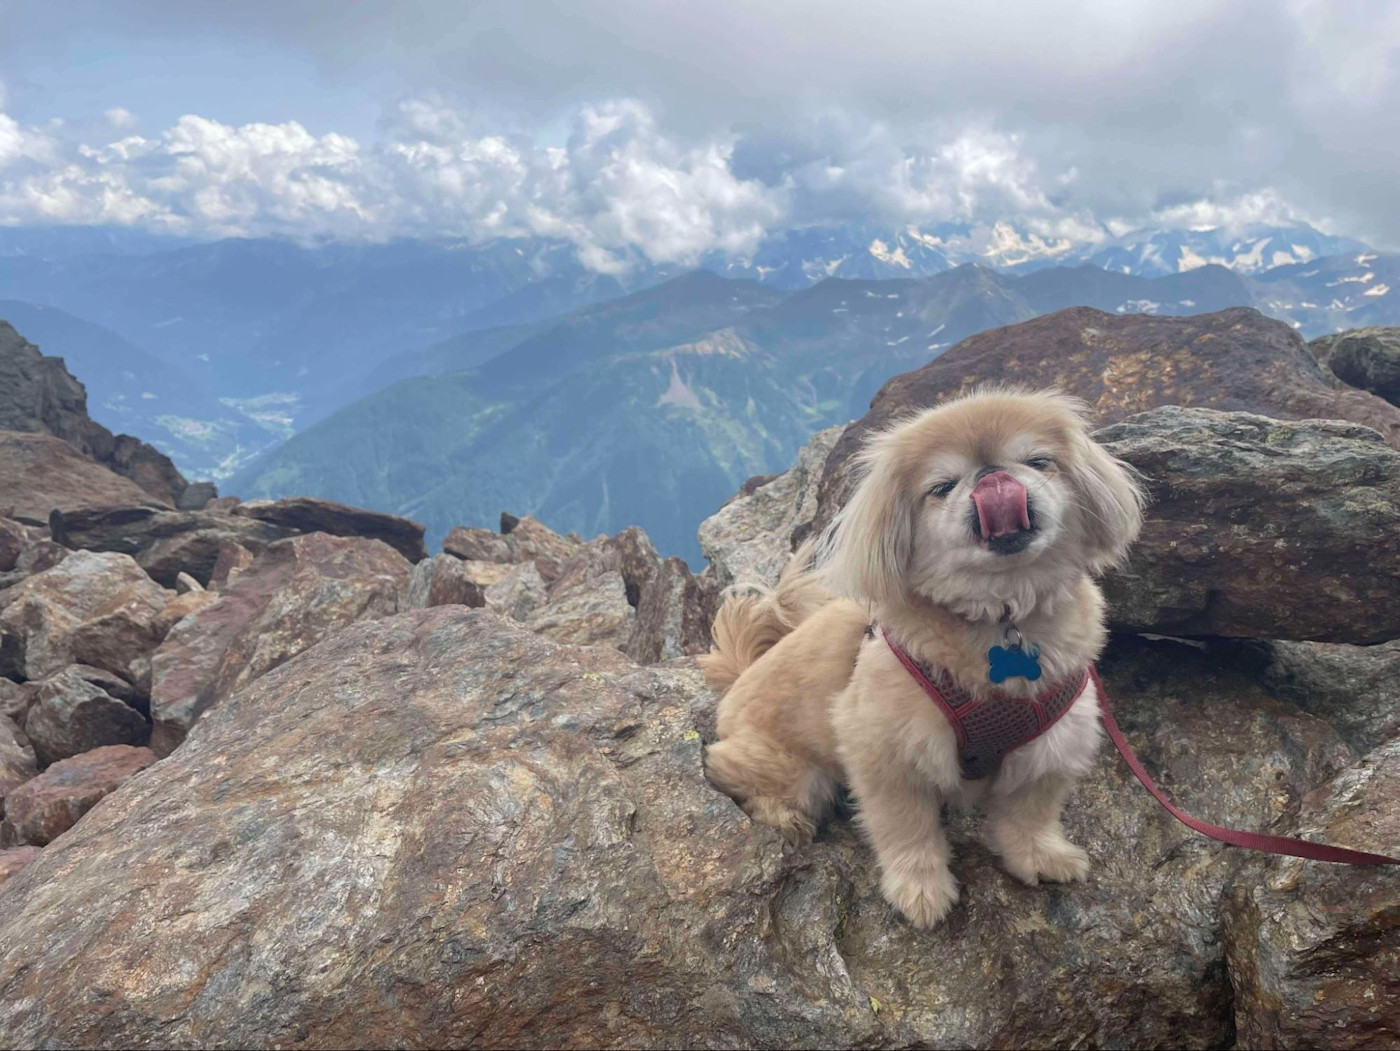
0,616,1357,1049
481,560,548,621
13,538,68,578
524,553,634,648
0,321,188,505
1223,739,1400,1048
233,496,428,563
442,524,513,563
1095,408,1400,643
625,556,716,664
23,666,149,766
815,307,1400,530
63,664,140,706
0,518,24,573
0,550,174,681
699,423,844,588
49,505,287,588
174,571,203,594
0,745,154,847
1310,326,1400,406
1215,638,1400,756
0,846,40,890
0,714,37,807
508,514,584,582
0,432,166,527
0,680,35,726
209,539,255,588
148,533,409,756
176,481,219,511
404,554,487,609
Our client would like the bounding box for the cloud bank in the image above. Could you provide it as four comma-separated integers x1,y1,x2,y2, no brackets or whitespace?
1,0,1397,264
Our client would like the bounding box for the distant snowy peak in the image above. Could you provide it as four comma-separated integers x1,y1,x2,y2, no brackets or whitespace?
1089,225,1368,278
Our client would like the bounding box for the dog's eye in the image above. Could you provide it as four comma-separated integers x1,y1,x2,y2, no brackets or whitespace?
927,480,958,498
1025,457,1055,471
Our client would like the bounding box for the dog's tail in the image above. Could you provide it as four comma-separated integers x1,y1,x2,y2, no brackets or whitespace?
699,540,829,694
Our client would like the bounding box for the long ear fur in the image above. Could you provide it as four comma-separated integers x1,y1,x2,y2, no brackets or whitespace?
1066,426,1146,574
821,427,916,607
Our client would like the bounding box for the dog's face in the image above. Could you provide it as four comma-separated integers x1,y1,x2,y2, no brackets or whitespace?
826,389,1144,616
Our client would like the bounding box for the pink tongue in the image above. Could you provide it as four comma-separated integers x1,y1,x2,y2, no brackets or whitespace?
970,471,1030,539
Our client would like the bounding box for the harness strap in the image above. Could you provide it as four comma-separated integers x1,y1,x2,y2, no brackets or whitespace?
1092,669,1400,867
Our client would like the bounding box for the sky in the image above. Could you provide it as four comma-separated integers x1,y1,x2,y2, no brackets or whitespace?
1,0,1398,269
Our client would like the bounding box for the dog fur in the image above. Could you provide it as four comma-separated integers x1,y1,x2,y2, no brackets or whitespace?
700,388,1144,927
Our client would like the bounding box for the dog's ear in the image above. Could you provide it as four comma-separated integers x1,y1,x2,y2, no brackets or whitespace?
1065,425,1146,574
822,427,916,607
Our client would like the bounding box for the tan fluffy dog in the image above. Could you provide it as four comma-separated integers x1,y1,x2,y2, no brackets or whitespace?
700,388,1144,927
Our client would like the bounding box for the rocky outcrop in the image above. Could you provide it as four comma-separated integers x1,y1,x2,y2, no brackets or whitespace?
0,431,166,527
1096,408,1400,643
698,423,844,588
404,553,488,609
148,533,410,756
0,613,1361,1049
0,321,191,506
0,744,155,847
0,550,174,682
1310,326,1400,406
1223,739,1400,1049
232,497,428,563
815,307,1400,528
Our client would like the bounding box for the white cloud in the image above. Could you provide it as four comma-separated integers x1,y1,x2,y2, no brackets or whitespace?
104,107,138,130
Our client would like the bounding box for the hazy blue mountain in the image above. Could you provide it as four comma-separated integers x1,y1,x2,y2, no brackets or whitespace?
230,263,1262,561
0,300,276,479
1245,250,1400,337
1088,224,1368,279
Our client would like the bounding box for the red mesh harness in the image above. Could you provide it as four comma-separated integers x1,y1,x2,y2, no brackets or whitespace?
881,626,1400,866
881,627,1088,780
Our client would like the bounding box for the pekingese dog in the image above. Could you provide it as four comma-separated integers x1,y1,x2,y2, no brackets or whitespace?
700,388,1144,927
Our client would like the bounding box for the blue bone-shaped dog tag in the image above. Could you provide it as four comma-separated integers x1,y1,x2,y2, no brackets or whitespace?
987,642,1042,684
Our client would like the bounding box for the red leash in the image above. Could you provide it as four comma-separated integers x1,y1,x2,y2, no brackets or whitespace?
1092,669,1400,866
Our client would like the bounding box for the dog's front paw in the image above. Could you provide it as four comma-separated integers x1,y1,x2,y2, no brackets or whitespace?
881,865,960,928
1001,834,1090,886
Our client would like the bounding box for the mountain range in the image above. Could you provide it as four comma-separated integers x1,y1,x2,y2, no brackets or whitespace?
0,220,1396,560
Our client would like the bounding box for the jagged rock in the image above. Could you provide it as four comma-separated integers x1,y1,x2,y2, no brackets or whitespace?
0,432,166,527
625,556,716,664
0,744,154,847
176,482,219,511
699,423,844,588
0,550,174,682
523,549,634,648
62,664,139,706
1223,739,1400,1048
0,846,40,890
148,533,409,757
233,497,428,563
482,560,548,621
404,554,487,609
49,505,287,588
1095,408,1400,643
23,666,149,766
0,681,34,726
0,616,1357,1049
1310,326,1400,406
0,518,24,573
13,538,68,577
0,321,189,506
442,524,513,563
174,571,203,594
1214,638,1400,755
209,539,255,588
815,307,1400,530
508,514,585,581
0,714,37,806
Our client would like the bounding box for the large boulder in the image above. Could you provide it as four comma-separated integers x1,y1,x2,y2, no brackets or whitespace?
1096,408,1400,643
403,553,488,609
233,497,428,563
22,666,149,766
698,423,844,589
0,614,1360,1049
624,556,716,664
148,532,410,756
0,321,189,506
1223,738,1400,1049
48,505,289,588
815,307,1400,528
1310,326,1400,406
0,432,166,527
0,550,174,682
0,744,155,847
